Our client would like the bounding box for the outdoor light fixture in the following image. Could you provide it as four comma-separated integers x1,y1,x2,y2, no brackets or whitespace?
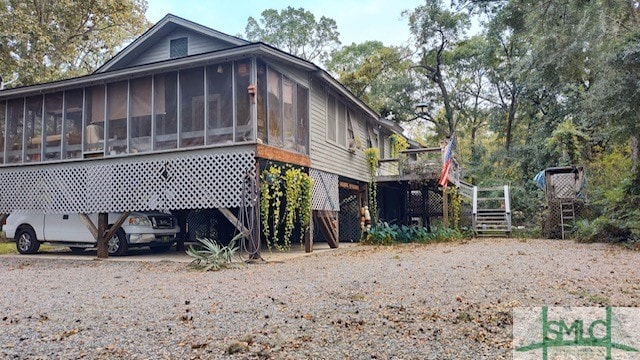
414,102,429,116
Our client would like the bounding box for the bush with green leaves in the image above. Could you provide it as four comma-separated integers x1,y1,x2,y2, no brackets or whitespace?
363,222,466,245
186,233,243,271
575,147,640,244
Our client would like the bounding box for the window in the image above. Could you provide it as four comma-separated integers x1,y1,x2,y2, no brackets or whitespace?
206,62,233,144
337,102,347,147
283,77,295,151
179,67,204,147
256,64,308,154
327,94,347,147
107,81,128,155
64,89,83,159
6,98,24,164
170,37,188,59
367,123,377,150
130,76,152,153
267,67,283,147
347,111,355,148
85,85,105,153
379,133,386,159
256,61,267,143
235,60,253,142
25,96,43,162
44,92,63,161
296,86,309,153
327,95,336,142
154,72,177,150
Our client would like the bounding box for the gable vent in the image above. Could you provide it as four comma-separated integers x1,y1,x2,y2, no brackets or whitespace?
170,37,188,59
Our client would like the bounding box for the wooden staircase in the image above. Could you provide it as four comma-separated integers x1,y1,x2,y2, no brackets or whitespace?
315,210,339,248
472,185,512,237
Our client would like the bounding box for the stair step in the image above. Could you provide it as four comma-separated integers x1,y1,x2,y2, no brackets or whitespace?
477,197,504,201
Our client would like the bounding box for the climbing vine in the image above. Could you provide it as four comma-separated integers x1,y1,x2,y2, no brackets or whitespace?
364,147,380,225
449,187,461,230
260,164,313,251
390,134,409,158
260,166,282,248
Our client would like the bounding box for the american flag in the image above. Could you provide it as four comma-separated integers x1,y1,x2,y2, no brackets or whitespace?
438,135,455,188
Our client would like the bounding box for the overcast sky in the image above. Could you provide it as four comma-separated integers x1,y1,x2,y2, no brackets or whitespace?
145,0,425,47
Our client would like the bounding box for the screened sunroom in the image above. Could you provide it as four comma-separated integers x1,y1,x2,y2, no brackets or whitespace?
0,55,309,166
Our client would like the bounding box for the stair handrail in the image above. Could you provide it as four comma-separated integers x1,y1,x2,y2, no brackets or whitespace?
472,186,478,233
503,185,512,233
458,180,474,200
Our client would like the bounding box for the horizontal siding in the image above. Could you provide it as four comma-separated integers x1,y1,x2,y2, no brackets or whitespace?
128,29,236,68
309,79,371,183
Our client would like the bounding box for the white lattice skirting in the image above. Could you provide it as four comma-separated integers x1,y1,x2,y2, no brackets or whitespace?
310,168,339,211
0,148,256,214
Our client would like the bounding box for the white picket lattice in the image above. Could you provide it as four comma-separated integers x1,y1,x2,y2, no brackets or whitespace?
0,148,255,214
310,168,339,211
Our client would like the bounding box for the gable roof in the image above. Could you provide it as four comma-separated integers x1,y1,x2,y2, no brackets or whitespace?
95,13,249,74
2,13,403,137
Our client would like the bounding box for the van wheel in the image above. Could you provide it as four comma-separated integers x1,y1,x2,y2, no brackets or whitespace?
107,229,128,256
16,227,40,254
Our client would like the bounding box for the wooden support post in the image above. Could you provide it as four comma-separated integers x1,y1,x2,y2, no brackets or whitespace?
90,212,130,259
96,213,109,259
250,202,261,259
424,185,431,232
79,213,99,240
218,207,250,236
174,210,188,251
317,210,339,248
400,183,408,226
304,211,314,253
442,186,449,227
102,212,131,243
249,161,262,260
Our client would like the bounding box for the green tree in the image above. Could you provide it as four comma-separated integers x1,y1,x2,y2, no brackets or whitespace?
447,35,492,161
546,119,591,165
406,0,471,137
0,0,149,87
245,6,341,63
325,41,416,121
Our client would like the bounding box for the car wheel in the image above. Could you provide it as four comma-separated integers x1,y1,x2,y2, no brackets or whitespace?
16,227,40,254
107,229,128,256
150,244,173,253
69,247,86,255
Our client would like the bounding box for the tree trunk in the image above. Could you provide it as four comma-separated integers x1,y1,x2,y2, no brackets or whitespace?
504,84,517,151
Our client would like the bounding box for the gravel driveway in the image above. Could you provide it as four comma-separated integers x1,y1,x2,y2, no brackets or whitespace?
1,238,639,359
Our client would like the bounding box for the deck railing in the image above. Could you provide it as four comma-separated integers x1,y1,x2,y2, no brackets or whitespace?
378,147,459,184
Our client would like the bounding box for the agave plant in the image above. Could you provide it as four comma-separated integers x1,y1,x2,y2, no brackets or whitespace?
186,233,243,271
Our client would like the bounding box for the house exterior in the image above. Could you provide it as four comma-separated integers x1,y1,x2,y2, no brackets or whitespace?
0,14,404,251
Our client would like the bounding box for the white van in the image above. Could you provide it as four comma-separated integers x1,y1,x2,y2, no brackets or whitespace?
4,211,180,256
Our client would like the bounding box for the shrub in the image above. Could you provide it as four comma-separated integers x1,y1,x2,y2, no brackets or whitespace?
363,222,466,245
186,233,244,271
